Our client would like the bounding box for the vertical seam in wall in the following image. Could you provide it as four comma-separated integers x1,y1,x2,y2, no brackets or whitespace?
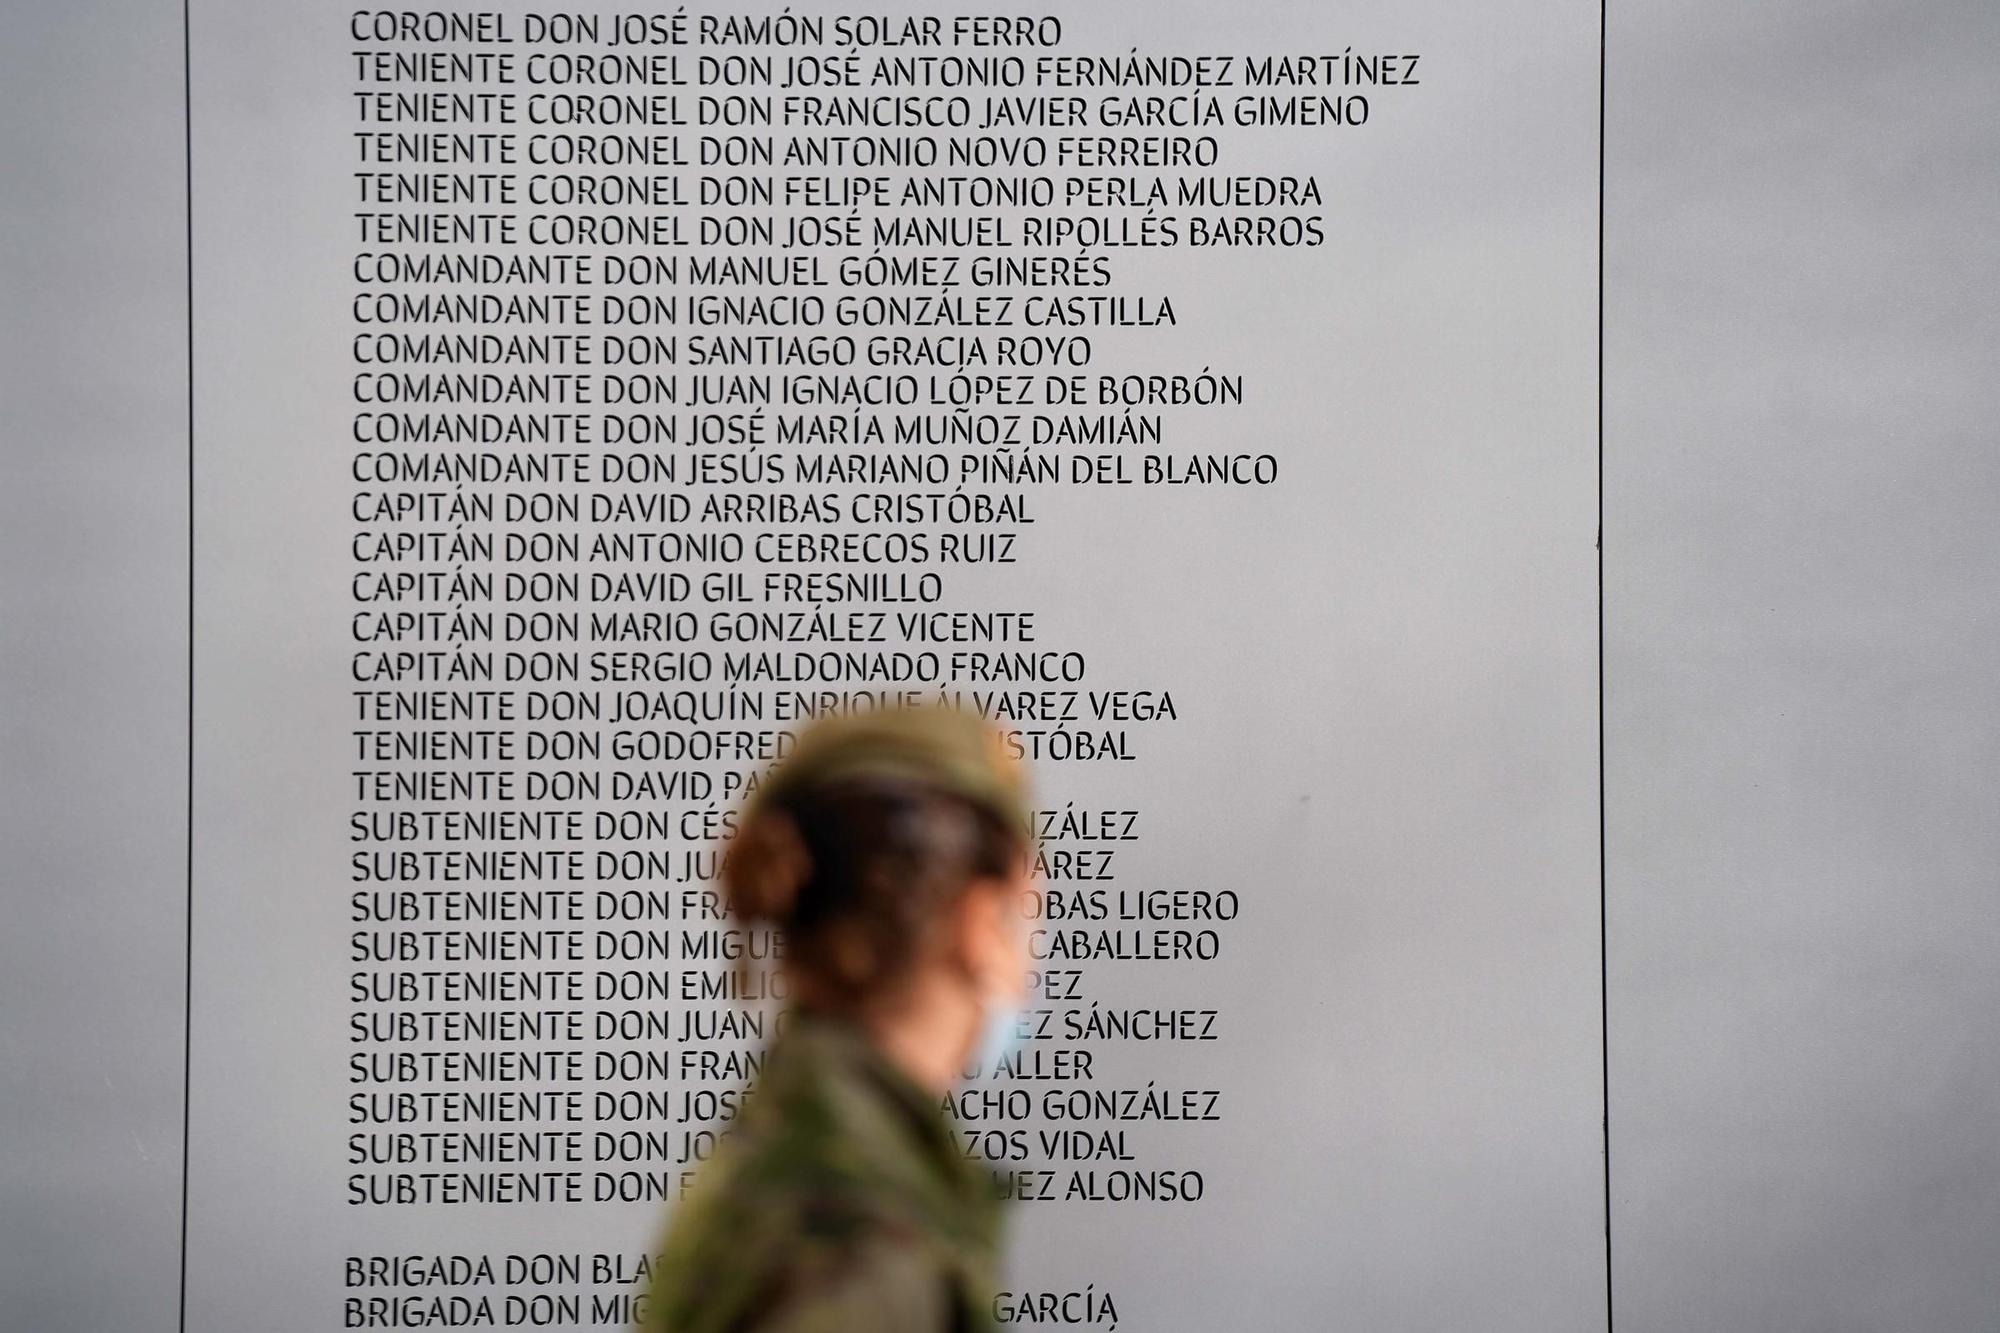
1598,1,1613,1328
180,0,194,1329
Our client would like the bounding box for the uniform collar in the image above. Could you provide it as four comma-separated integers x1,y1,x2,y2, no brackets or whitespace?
759,1008,1002,1249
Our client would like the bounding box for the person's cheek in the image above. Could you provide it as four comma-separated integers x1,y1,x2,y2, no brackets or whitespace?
1007,892,1034,999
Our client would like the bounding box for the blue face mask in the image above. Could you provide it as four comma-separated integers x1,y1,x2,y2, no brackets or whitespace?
970,996,1026,1079
965,879,1033,1081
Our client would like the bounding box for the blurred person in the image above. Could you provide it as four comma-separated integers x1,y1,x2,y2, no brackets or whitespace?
640,701,1036,1333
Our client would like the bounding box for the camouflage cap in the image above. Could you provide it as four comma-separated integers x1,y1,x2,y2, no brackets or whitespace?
743,700,1031,842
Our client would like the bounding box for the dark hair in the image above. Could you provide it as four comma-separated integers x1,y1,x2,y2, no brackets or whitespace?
722,775,1024,1008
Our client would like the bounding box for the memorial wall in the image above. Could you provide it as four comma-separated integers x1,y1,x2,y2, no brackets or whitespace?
176,2,1604,1328
16,3,2000,1331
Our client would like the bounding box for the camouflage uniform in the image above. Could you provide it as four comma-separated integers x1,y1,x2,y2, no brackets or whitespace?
641,1011,1003,1333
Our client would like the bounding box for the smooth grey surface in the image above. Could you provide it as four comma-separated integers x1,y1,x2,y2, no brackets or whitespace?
0,1,188,1331
1605,1,2000,1329
181,2,1599,1330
